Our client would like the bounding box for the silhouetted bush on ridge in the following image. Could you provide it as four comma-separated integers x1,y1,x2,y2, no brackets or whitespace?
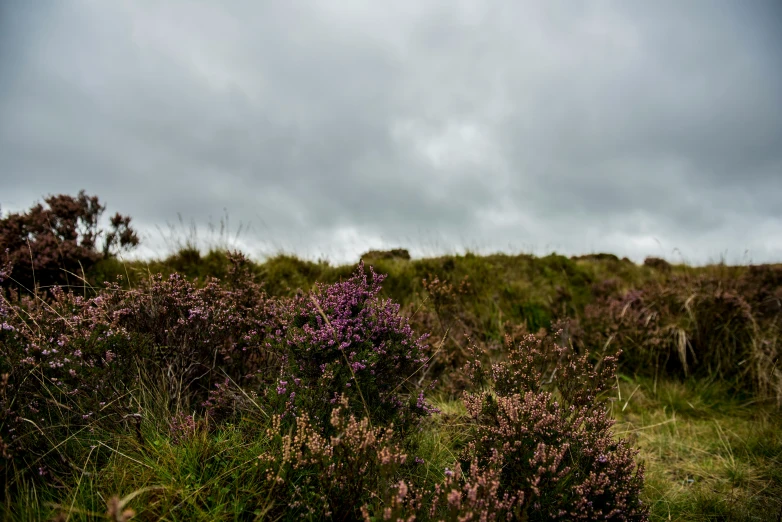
0,191,139,293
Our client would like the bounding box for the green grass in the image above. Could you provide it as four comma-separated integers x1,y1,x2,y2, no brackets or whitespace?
3,424,277,520
612,378,782,521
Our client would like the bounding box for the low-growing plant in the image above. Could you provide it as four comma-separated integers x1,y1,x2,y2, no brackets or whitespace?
256,396,410,520
364,455,520,522
0,252,273,484
0,256,439,494
263,262,436,435
0,277,146,480
459,331,648,521
574,272,781,405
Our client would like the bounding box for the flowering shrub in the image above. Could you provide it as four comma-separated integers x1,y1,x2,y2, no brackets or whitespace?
356,326,647,521
460,332,647,521
0,256,437,484
0,268,144,472
371,453,523,522
265,262,435,434
0,253,275,477
424,455,521,521
169,412,201,445
7,227,780,519
256,397,409,519
106,269,271,408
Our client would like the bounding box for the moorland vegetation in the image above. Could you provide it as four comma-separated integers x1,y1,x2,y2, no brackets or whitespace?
1,193,780,520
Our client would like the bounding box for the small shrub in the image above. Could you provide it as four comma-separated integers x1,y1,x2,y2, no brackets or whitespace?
264,262,435,435
460,331,648,521
0,252,274,481
202,378,249,424
169,412,202,445
256,397,408,519
0,257,436,488
0,278,148,477
103,252,274,409
424,455,521,521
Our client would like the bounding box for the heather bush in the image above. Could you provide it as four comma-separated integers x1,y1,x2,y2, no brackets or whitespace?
424,454,522,521
0,281,147,478
459,331,647,521
4,242,777,520
0,256,438,489
263,262,435,435
361,454,521,522
0,252,276,482
0,191,139,293
255,396,409,519
366,330,646,521
106,270,270,409
116,253,274,403
168,411,204,445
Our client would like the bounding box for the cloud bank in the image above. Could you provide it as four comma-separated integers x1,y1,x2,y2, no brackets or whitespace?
1,0,781,264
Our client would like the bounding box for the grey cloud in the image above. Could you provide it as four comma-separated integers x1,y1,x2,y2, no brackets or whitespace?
1,0,781,265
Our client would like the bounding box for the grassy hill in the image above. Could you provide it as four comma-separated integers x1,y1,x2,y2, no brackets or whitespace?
1,247,780,520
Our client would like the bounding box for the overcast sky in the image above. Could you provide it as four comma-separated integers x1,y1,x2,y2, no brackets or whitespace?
1,1,781,265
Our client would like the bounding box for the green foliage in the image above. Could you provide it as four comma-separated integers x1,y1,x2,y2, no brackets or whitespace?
613,378,782,521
